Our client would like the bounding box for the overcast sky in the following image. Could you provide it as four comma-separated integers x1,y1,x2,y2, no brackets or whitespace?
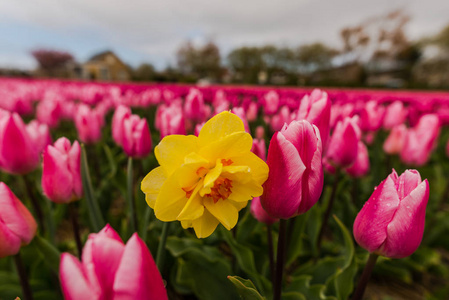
1,0,448,70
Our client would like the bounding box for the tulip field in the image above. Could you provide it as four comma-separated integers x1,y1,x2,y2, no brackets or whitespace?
2,78,449,300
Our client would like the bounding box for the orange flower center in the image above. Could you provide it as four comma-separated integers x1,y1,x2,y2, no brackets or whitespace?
205,177,233,203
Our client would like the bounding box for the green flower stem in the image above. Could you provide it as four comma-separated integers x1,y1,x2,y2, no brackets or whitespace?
351,253,379,300
14,251,34,300
156,222,170,271
273,219,287,300
140,206,153,242
267,224,275,284
317,169,341,253
127,157,138,232
69,202,83,259
22,175,45,235
81,144,104,232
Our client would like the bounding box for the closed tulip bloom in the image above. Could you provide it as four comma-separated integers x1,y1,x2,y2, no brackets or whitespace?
184,88,206,123
112,105,132,146
345,142,370,178
251,138,266,161
246,102,259,122
270,106,291,132
42,138,82,204
231,107,250,133
261,120,323,219
250,197,277,225
26,120,52,154
157,103,186,138
0,183,37,258
360,101,385,132
121,115,152,158
353,169,429,258
0,111,41,174
296,89,331,149
36,99,62,128
326,116,361,169
74,104,103,144
60,224,167,300
383,124,407,155
400,114,440,166
264,91,280,115
383,101,407,129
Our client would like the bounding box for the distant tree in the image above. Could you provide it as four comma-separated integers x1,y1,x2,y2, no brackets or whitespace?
296,42,338,73
132,63,156,81
31,49,74,75
433,24,449,50
227,47,264,84
176,41,223,81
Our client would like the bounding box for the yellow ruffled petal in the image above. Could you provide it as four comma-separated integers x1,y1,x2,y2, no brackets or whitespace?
176,153,209,189
154,172,188,222
177,183,204,221
228,199,248,211
229,152,269,184
199,132,253,162
203,197,239,230
155,135,198,175
192,209,220,238
141,166,167,208
201,160,223,195
198,111,245,147
228,179,264,202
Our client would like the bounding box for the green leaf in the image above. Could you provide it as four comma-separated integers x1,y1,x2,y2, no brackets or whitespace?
166,237,239,300
286,214,308,267
285,275,336,300
281,292,307,300
228,276,265,300
32,235,61,273
81,144,105,232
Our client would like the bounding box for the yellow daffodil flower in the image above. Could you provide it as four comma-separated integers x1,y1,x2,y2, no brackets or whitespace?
141,111,269,238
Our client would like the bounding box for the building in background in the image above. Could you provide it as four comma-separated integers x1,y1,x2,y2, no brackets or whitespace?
79,50,131,81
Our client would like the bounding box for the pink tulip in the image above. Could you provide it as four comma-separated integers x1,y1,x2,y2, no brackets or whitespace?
383,124,407,155
250,197,278,225
270,106,291,132
231,107,250,133
251,138,266,161
121,115,152,158
0,111,41,174
26,120,52,154
383,101,407,129
246,102,259,122
157,103,186,138
353,169,429,258
326,116,361,169
360,101,385,132
112,105,132,146
60,224,167,300
36,99,62,128
74,104,103,144
263,91,280,115
261,120,323,219
42,138,82,204
400,114,440,166
296,89,331,149
255,126,265,139
184,88,206,123
345,142,370,178
0,183,37,258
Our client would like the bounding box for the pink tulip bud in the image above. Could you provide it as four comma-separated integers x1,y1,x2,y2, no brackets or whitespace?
360,101,385,132
383,101,407,129
36,99,62,128
0,183,37,258
383,124,407,155
112,105,132,146
246,102,259,122
326,116,361,169
42,138,82,204
261,120,323,219
26,120,52,154
74,104,103,144
400,114,440,166
60,224,168,300
0,111,41,174
231,107,250,133
194,122,205,136
184,88,206,123
263,91,280,115
296,89,331,150
250,197,278,225
121,115,152,158
157,103,186,138
255,126,265,139
251,138,266,161
345,142,370,178
270,106,291,132
353,169,429,258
